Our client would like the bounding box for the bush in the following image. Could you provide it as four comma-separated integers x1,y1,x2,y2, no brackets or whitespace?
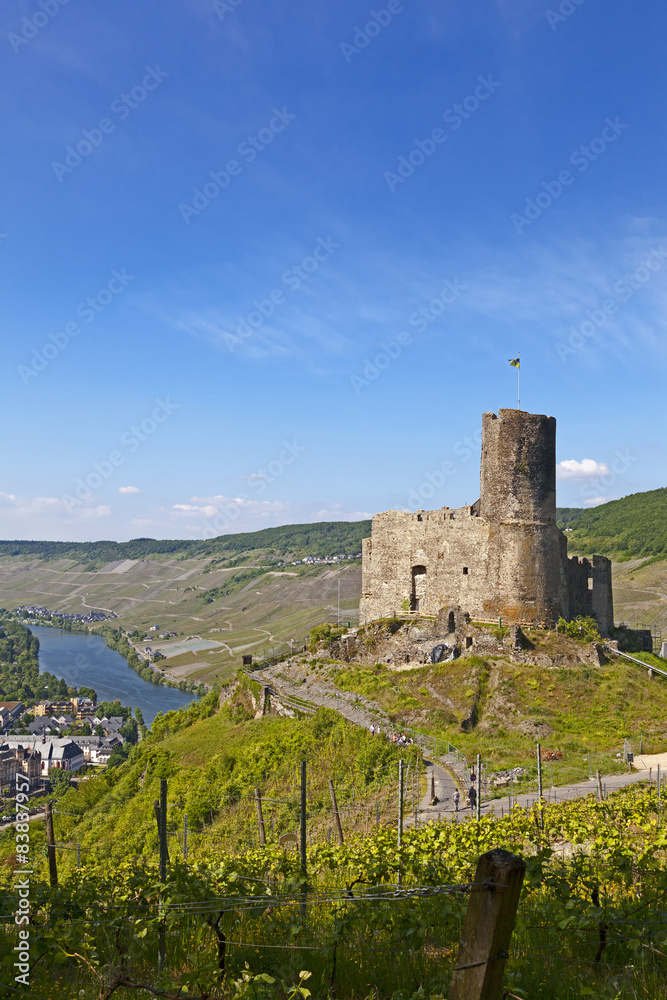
308,623,346,650
556,615,601,643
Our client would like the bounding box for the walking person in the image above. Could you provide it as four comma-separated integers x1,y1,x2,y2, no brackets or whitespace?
468,784,477,811
453,788,460,812
370,723,375,736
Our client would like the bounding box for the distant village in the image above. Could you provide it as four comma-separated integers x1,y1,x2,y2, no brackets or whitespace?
289,552,362,565
0,695,132,804
14,604,118,624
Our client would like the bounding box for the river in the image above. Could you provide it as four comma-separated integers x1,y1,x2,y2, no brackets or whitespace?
30,625,196,723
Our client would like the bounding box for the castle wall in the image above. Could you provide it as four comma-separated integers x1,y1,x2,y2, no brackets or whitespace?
360,409,614,632
360,506,571,627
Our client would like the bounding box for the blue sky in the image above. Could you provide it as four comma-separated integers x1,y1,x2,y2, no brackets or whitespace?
1,0,665,541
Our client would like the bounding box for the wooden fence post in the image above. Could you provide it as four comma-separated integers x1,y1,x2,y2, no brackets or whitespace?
255,787,266,845
44,802,58,888
328,778,344,844
448,848,525,1000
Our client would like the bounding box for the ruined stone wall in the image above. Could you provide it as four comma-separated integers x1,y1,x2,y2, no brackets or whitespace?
591,555,614,634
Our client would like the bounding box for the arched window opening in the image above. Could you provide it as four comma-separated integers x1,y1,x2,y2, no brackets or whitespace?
411,565,427,612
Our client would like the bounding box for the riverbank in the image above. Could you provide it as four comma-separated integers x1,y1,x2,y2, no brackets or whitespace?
93,625,206,696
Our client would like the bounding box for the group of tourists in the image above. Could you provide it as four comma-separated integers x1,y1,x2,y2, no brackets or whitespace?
368,723,415,747
451,769,478,812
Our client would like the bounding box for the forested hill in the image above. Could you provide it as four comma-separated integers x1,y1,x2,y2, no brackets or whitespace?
564,488,667,561
0,489,664,568
0,520,373,568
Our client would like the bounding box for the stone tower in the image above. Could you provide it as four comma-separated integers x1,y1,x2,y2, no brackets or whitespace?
477,409,566,626
480,410,556,525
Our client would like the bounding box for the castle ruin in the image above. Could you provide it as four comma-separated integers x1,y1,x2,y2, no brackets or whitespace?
360,409,613,632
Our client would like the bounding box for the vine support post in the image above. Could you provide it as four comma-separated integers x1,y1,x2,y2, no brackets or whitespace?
658,764,661,826
300,760,307,919
596,770,603,802
398,759,404,845
255,787,266,846
44,802,58,888
158,777,168,973
448,849,526,1000
536,742,544,830
183,814,188,860
476,753,482,822
397,758,404,886
329,779,344,844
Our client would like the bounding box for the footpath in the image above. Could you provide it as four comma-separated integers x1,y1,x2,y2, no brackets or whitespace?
413,766,651,826
252,659,658,828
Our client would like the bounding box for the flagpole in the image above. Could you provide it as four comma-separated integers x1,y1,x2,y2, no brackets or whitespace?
517,352,520,410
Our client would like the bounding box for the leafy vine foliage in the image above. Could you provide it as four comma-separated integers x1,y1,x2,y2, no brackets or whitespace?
2,782,666,998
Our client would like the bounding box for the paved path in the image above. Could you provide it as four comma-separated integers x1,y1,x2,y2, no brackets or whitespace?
405,760,458,826
632,752,667,771
412,768,652,825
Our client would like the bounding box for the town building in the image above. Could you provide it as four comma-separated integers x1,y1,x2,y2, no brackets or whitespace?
1,737,85,774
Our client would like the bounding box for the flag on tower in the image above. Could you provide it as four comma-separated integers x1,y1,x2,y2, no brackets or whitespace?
509,357,520,368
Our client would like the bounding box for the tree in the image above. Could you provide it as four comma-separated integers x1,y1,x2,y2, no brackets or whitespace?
107,744,131,769
49,768,72,793
119,718,138,744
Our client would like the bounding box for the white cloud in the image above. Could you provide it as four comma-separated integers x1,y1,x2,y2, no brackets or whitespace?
119,486,141,495
556,459,611,481
584,496,615,508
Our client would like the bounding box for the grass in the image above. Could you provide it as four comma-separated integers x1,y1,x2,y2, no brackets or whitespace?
307,639,667,780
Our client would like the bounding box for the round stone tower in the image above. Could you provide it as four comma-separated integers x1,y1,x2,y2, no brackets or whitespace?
479,409,556,524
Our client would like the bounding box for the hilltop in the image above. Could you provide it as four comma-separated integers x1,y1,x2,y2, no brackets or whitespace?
0,520,372,569
564,487,667,562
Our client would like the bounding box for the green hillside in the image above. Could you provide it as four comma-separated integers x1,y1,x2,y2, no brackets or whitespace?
0,520,372,569
566,488,667,561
